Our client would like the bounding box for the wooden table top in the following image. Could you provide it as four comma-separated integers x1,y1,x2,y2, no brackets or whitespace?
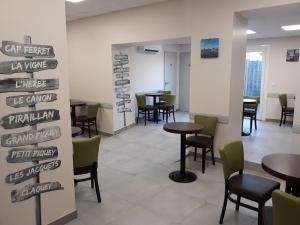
70,100,86,107
262,154,300,184
163,122,203,134
72,126,82,137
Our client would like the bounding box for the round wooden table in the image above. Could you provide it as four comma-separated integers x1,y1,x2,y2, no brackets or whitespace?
163,122,204,183
70,100,86,126
262,154,300,196
242,99,257,136
72,126,82,137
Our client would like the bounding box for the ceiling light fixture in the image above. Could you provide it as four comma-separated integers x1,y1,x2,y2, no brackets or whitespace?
282,24,300,31
247,30,256,35
66,0,85,3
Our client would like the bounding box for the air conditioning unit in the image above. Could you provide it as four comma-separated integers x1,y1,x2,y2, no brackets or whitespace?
137,45,161,54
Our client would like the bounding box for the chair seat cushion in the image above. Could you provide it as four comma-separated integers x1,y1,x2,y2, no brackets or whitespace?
263,206,273,225
186,135,213,148
75,115,96,122
229,174,280,202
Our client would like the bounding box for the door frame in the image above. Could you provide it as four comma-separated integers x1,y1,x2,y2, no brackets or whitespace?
245,46,270,121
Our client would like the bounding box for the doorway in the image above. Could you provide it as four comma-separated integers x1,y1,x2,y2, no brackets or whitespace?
179,52,191,112
164,51,177,96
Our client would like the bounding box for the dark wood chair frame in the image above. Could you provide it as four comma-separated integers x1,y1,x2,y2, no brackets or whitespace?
74,162,101,203
136,106,156,125
243,105,258,134
159,105,176,123
185,135,215,174
77,117,98,138
280,106,294,126
219,170,273,225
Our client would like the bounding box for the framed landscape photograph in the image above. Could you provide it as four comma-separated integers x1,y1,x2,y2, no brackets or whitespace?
286,49,299,62
201,38,219,58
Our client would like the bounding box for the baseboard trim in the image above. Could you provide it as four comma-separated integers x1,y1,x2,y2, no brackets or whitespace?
114,123,136,135
48,210,77,225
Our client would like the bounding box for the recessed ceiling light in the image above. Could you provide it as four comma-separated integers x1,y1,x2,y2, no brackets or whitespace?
66,0,85,3
282,24,300,31
247,30,256,35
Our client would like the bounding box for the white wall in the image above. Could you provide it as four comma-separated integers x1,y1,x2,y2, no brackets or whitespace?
248,36,299,120
67,0,300,158
0,1,76,225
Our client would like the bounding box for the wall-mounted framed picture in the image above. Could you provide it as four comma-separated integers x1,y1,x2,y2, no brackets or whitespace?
286,49,299,62
201,38,219,58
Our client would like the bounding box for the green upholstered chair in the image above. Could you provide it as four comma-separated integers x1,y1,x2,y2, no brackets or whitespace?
73,136,101,202
243,96,260,133
75,103,100,138
185,115,218,173
263,190,300,225
136,94,156,125
219,141,280,225
158,94,176,123
278,94,294,126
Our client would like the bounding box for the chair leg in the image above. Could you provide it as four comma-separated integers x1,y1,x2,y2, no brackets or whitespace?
95,119,98,135
88,121,91,138
219,184,228,224
284,112,287,124
258,203,264,225
144,109,146,126
202,148,206,174
254,115,257,130
280,110,284,126
236,196,241,211
82,121,85,134
250,117,253,133
166,109,169,123
211,145,215,165
91,172,94,189
137,110,140,123
194,147,197,161
93,167,101,203
172,107,176,122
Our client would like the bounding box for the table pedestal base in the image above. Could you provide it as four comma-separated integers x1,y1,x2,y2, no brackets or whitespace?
169,171,197,183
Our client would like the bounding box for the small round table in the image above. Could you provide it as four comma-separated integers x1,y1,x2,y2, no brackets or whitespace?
163,122,204,183
242,99,257,136
72,126,82,137
70,100,86,126
262,154,300,196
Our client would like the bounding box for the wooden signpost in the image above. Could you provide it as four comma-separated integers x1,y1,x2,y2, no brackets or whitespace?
0,36,62,225
0,78,59,93
7,146,58,163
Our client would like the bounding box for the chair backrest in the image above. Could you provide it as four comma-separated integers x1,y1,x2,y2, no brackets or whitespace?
136,94,146,108
73,136,101,168
278,94,287,108
272,190,300,225
165,94,176,107
87,103,100,118
219,141,244,180
158,90,171,94
194,115,218,137
244,96,260,110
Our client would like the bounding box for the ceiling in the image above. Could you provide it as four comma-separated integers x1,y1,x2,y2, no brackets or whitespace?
66,0,171,21
240,3,300,39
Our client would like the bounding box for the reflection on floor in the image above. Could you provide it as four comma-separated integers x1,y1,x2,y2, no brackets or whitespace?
68,112,286,225
242,119,293,163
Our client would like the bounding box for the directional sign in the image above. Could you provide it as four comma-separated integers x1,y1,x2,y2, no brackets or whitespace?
115,79,130,86
116,93,130,99
115,73,129,79
117,107,132,113
7,146,58,163
0,109,60,129
113,60,129,66
115,86,130,93
6,93,57,108
0,59,58,74
116,99,131,107
11,182,63,203
114,55,128,60
1,41,55,58
113,67,129,73
0,78,59,93
1,126,61,147
6,160,61,184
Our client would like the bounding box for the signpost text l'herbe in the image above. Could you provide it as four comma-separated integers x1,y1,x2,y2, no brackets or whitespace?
0,38,63,225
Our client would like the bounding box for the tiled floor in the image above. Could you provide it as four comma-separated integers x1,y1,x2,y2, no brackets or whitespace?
68,112,287,225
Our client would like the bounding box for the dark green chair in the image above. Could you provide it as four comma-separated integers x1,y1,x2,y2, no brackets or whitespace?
219,141,280,225
185,115,218,173
73,136,101,202
243,96,260,132
158,90,172,105
158,94,176,123
279,94,294,126
136,94,156,125
263,190,300,225
75,103,100,138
